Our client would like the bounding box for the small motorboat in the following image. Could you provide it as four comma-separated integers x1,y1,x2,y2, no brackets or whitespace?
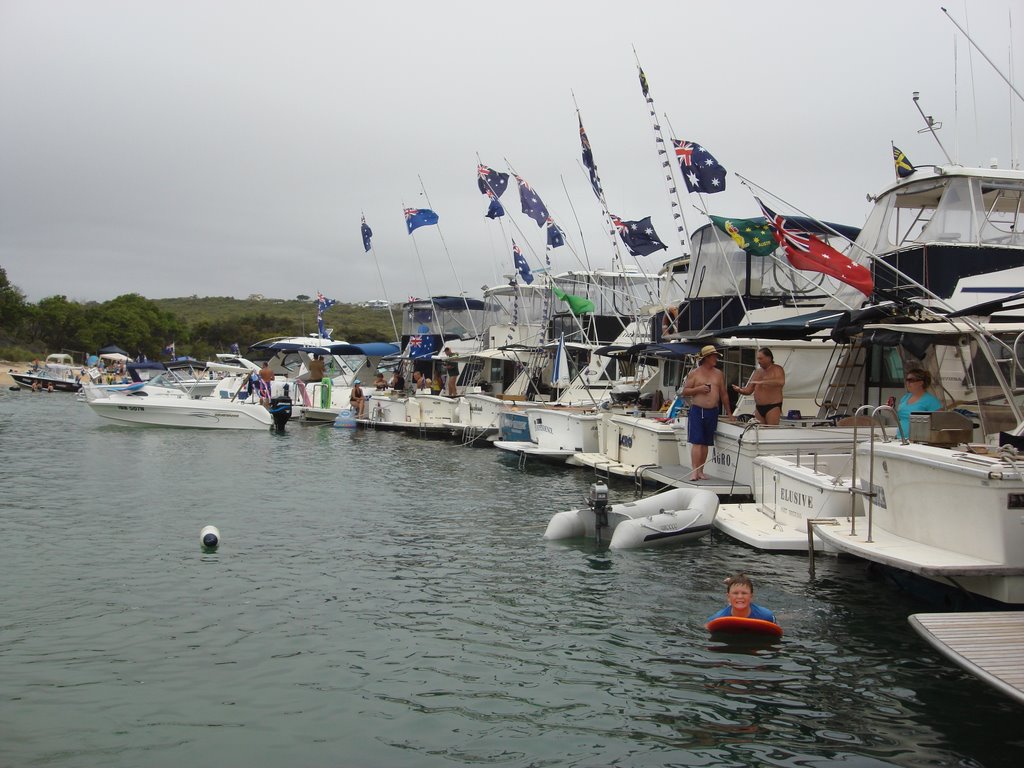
544,483,719,550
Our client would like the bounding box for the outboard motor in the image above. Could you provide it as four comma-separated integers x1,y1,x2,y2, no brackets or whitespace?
269,383,292,432
588,482,609,542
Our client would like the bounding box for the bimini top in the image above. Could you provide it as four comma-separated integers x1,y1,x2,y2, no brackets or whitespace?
250,339,400,357
405,296,487,311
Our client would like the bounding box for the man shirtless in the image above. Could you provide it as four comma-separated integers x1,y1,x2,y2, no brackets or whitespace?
680,345,730,481
732,347,785,425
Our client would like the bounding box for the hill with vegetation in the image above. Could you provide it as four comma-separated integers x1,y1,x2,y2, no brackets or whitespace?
0,267,399,363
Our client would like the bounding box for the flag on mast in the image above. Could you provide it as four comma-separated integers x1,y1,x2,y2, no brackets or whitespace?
315,292,338,338
477,165,509,197
579,115,603,201
673,139,727,194
546,219,565,249
892,145,916,178
708,215,777,258
552,285,595,316
360,215,373,252
611,215,668,256
514,175,549,227
404,208,439,234
512,241,533,284
756,199,873,297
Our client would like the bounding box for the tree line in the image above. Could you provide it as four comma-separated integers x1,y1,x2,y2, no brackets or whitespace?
0,267,399,363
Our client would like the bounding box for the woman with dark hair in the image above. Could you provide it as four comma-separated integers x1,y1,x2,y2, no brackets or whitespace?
896,367,942,438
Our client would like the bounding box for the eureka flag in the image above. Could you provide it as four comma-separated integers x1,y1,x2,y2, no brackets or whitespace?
673,139,727,194
405,208,439,234
756,199,873,297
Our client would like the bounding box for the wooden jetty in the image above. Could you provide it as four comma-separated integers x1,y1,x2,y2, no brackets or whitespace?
908,612,1024,705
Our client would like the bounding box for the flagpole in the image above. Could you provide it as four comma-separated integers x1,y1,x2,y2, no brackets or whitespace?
418,176,481,342
363,211,401,344
941,6,1024,105
633,54,694,266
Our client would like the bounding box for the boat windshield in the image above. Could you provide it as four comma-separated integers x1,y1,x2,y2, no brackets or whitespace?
858,174,1024,254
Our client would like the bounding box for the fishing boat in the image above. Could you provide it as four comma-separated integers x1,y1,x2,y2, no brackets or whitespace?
544,484,718,550
807,314,1024,605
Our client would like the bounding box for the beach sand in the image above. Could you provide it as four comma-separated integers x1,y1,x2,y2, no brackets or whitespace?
1,362,34,389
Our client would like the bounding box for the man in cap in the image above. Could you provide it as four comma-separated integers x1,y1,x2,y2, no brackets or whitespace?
679,344,730,481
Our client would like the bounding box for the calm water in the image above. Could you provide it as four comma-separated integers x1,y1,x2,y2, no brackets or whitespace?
1,390,1021,768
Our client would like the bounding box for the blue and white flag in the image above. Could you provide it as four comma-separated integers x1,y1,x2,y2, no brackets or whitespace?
514,174,549,227
551,333,570,388
316,291,337,338
512,241,533,284
405,208,439,234
360,216,373,252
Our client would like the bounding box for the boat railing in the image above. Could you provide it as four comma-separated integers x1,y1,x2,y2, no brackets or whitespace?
845,404,903,542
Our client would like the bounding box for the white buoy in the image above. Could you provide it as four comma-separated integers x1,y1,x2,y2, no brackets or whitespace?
200,525,220,550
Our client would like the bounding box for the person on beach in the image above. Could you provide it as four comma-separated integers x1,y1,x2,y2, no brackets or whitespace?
732,347,786,425
707,573,777,623
680,345,729,481
896,367,942,438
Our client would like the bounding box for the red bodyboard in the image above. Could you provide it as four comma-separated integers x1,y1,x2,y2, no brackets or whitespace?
706,616,782,637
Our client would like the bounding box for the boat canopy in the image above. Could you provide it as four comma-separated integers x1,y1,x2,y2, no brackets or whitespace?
325,342,401,357
594,341,702,360
696,309,848,341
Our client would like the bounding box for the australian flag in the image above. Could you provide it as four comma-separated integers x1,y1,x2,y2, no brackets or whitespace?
230,342,240,355
515,175,549,227
579,116,602,201
408,329,439,359
546,219,565,249
485,196,505,219
512,241,533,284
612,215,668,257
316,291,337,338
163,342,175,358
673,139,727,194
477,165,509,198
360,216,373,252
405,208,439,234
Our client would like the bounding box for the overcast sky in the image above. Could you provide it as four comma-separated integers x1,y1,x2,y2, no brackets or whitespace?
1,0,1020,306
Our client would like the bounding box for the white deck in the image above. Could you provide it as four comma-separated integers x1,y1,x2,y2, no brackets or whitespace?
714,502,824,552
812,517,1024,577
909,612,1024,705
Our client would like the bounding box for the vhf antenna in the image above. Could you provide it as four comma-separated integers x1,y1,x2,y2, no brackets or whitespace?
912,91,954,164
